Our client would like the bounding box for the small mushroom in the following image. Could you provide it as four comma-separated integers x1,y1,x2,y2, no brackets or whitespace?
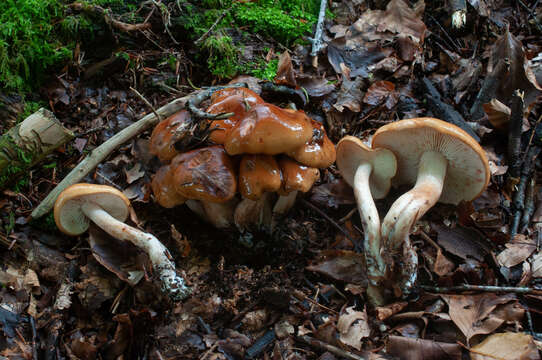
287,119,336,168
207,87,264,145
273,156,320,215
373,118,490,294
336,136,397,305
149,110,192,163
151,165,187,208
224,103,313,155
54,183,190,300
171,145,238,228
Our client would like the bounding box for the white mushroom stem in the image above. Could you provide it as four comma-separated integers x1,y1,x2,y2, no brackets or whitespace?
382,151,448,252
81,201,191,301
353,163,386,279
185,199,235,229
273,191,298,215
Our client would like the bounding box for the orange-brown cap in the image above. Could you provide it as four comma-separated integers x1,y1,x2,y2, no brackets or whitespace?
224,103,313,155
277,156,320,195
149,110,191,163
288,119,336,168
372,117,490,205
172,146,237,203
54,183,131,236
151,165,187,208
336,136,397,200
239,154,281,200
207,88,264,144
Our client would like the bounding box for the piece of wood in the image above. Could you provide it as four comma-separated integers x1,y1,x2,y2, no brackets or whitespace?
0,108,74,189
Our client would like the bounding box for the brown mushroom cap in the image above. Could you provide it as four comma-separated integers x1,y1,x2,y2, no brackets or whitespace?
372,117,490,204
54,183,131,236
277,156,320,195
207,88,264,144
238,154,282,200
172,145,237,203
151,165,187,208
149,110,191,163
224,103,313,155
288,119,336,168
336,136,397,200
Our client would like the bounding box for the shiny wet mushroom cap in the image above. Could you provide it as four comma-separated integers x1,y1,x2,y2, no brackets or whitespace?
238,154,281,200
224,103,313,155
172,145,237,203
151,165,187,209
149,110,192,163
288,119,336,169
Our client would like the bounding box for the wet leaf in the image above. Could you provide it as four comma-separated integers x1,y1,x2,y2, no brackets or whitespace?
334,77,364,113
433,223,488,261
471,332,540,360
363,80,398,109
386,336,461,360
310,178,355,209
327,37,392,78
337,306,370,350
274,52,296,88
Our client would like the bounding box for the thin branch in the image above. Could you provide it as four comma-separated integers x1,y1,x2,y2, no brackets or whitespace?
130,86,163,122
69,2,151,32
421,284,542,295
297,335,367,360
194,7,232,46
310,0,328,67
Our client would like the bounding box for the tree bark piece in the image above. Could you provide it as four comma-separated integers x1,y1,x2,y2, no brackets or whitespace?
0,108,74,189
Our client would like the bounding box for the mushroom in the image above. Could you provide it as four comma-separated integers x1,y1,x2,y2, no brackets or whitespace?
54,183,190,300
207,87,264,144
287,119,336,168
273,156,320,215
149,110,192,163
335,136,397,305
373,118,490,294
234,154,281,232
171,145,238,228
151,165,187,209
224,103,313,155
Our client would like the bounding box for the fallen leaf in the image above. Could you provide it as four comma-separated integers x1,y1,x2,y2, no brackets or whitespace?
441,293,524,344
327,37,392,78
363,80,398,109
306,250,368,286
375,302,408,321
471,332,540,360
274,52,296,87
337,306,370,350
497,234,536,268
433,223,488,261
386,336,461,360
531,252,542,278
310,178,355,209
334,77,364,112
124,163,145,184
483,99,511,130
433,249,455,276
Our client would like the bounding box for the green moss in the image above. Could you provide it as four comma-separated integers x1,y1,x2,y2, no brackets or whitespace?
0,0,72,92
202,34,241,79
17,100,47,124
248,58,278,81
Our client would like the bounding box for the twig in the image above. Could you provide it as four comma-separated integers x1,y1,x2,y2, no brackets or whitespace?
30,316,38,360
310,0,328,67
68,2,151,32
470,59,510,120
296,335,367,360
130,86,163,122
261,82,308,107
428,15,461,52
510,146,541,237
507,90,525,182
194,7,232,46
300,199,362,252
518,0,542,32
420,284,542,295
246,330,276,359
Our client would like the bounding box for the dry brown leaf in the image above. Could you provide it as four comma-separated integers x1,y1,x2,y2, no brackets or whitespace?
337,306,370,350
471,332,540,360
386,336,462,360
488,29,542,110
274,52,296,87
531,252,542,278
433,223,487,261
334,77,364,113
483,99,511,130
310,178,355,209
124,163,145,184
306,250,368,286
497,234,536,268
441,294,523,344
375,302,408,321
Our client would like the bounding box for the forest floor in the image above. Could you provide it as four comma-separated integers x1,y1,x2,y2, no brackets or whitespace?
1,0,542,359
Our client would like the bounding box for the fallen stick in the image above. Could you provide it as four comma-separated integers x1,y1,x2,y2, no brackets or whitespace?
31,96,188,219
507,90,525,183
0,108,74,190
68,2,151,32
309,0,328,68
421,284,542,295
297,335,367,360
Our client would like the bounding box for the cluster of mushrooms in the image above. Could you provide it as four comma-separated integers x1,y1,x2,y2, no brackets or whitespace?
51,84,490,305
149,87,336,233
336,118,490,305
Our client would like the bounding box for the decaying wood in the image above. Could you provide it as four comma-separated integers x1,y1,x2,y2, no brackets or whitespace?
0,108,74,189
507,90,525,183
68,2,151,32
